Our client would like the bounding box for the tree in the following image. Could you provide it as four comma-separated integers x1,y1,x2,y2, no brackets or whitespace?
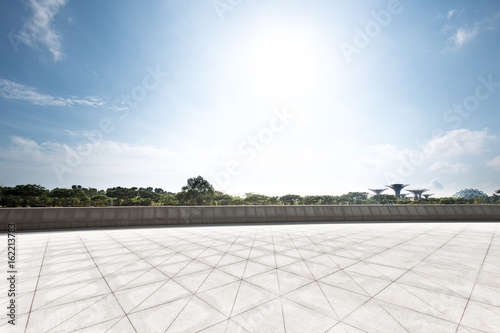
279,194,302,205
154,188,165,194
244,193,270,205
137,189,160,205
492,190,500,204
177,176,215,205
6,184,48,206
159,193,179,206
339,192,368,204
82,187,99,197
9,184,47,197
302,195,322,205
268,196,280,205
320,195,337,205
72,186,87,198
106,187,137,200
50,188,73,198
369,194,397,205
214,191,234,205
91,195,111,206
439,197,456,204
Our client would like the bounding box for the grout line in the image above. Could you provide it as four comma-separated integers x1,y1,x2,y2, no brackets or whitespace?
326,223,460,329
377,300,411,333
224,228,259,333
284,227,341,320
76,232,138,333
125,229,228,316
11,222,499,333
455,223,498,333
24,234,51,333
163,229,244,333
271,227,288,333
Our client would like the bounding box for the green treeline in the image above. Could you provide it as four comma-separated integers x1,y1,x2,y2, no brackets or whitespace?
1,176,499,207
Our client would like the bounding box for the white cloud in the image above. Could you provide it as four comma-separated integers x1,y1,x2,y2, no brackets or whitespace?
11,136,42,160
440,9,500,50
447,26,479,49
0,79,105,107
354,128,494,185
367,128,492,164
486,12,500,30
438,8,464,20
423,128,493,156
429,179,444,190
441,24,451,33
487,155,500,170
0,136,228,184
0,79,64,106
429,161,470,173
19,0,68,61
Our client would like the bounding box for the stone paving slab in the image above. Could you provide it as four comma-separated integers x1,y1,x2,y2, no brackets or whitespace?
1,222,499,332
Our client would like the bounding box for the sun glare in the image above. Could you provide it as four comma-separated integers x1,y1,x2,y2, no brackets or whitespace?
248,30,318,100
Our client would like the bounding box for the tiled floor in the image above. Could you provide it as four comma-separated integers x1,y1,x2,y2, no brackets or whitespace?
1,222,499,332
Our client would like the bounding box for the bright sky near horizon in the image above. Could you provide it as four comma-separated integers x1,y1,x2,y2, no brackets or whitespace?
0,0,499,197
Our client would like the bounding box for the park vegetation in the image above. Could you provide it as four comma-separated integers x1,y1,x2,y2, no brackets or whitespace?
1,176,499,207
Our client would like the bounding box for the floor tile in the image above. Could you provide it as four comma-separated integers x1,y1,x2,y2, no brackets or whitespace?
231,281,278,316
132,279,191,312
231,298,285,333
374,281,467,323
245,269,280,295
277,269,314,295
114,281,164,313
128,296,191,332
282,298,338,333
460,300,500,330
166,296,227,332
198,268,240,292
318,269,369,296
173,268,212,293
283,281,336,318
3,222,498,333
197,280,240,317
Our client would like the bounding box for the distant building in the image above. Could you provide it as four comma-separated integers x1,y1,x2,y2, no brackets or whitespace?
372,184,435,200
452,188,488,199
369,189,386,195
407,189,429,201
386,184,409,199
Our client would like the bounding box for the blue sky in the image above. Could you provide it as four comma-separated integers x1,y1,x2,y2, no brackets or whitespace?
0,0,499,197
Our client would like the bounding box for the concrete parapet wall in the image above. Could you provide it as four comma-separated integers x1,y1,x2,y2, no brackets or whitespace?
1,205,499,232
